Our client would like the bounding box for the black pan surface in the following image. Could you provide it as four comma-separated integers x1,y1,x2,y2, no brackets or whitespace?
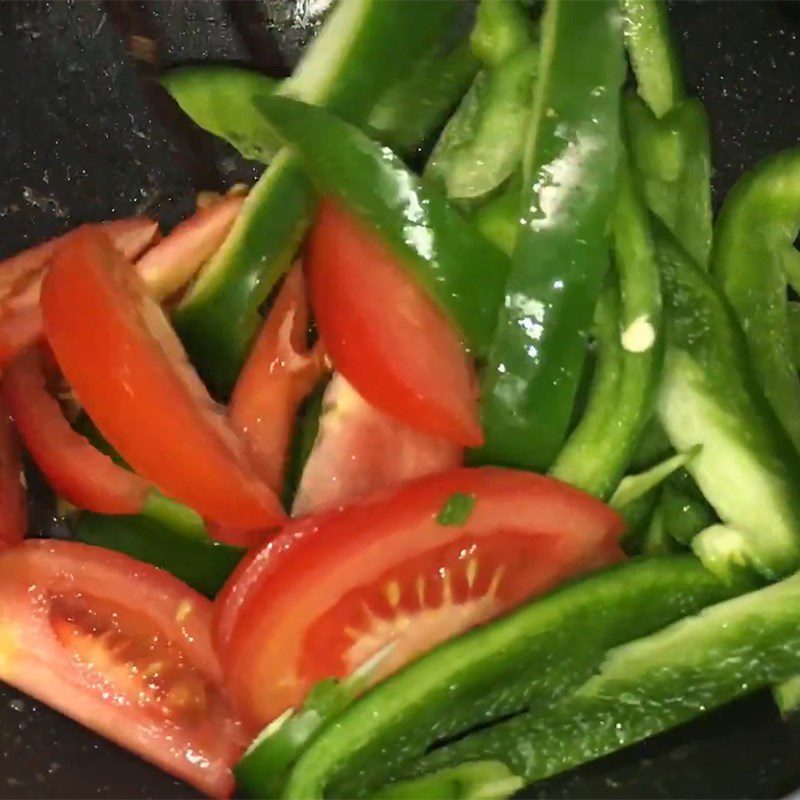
1,1,800,797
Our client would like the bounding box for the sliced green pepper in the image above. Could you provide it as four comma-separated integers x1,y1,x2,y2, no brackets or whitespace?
374,762,523,800
425,45,538,202
470,0,535,68
622,0,712,270
417,567,800,786
173,0,463,395
711,148,800,455
550,161,662,498
471,174,521,255
625,94,713,268
475,0,624,471
660,480,717,546
74,512,244,598
280,557,742,799
162,66,280,162
621,0,684,118
251,95,509,356
165,42,479,164
367,39,480,157
654,221,800,579
788,301,800,370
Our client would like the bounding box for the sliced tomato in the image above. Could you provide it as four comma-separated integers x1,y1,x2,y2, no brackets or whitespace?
136,195,244,302
0,217,160,366
2,347,149,514
41,227,284,531
306,199,483,448
216,467,624,730
0,400,26,548
293,373,462,516
0,540,245,797
230,265,327,494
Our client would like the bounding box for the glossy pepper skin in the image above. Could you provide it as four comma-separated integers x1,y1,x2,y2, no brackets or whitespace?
625,93,713,268
475,0,625,471
252,95,510,357
172,0,463,396
711,149,800,456
279,558,742,799
550,161,662,499
416,569,800,787
653,221,800,580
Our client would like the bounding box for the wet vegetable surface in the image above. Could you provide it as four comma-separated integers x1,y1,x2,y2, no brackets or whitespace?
3,1,800,797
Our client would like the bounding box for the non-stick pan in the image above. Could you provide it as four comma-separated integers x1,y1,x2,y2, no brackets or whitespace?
2,1,800,797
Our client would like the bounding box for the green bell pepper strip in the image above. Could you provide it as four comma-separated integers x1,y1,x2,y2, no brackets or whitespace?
373,762,523,800
236,677,356,800
416,566,800,787
774,674,800,718
367,39,480,157
639,501,681,556
280,557,743,799
788,301,800,369
475,0,624,471
625,93,713,268
74,512,244,598
660,479,717,546
621,0,684,119
424,46,538,202
470,175,521,256
550,161,662,498
470,0,535,68
251,95,510,357
162,67,279,162
711,148,800,455
164,41,480,163
609,448,696,511
172,0,463,395
653,221,800,580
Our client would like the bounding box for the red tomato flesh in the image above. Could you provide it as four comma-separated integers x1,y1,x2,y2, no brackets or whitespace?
2,347,150,514
216,467,624,731
231,265,327,494
293,373,462,516
0,541,245,797
136,196,244,302
307,199,483,447
0,217,160,367
41,227,284,530
0,400,26,548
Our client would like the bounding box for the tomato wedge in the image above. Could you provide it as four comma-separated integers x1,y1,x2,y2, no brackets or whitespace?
0,400,26,548
0,540,245,797
293,373,462,516
230,265,327,494
307,199,483,447
41,227,284,530
2,347,150,514
216,467,624,730
136,196,244,302
0,217,160,366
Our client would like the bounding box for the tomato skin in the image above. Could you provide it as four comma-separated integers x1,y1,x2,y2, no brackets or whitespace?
0,400,26,548
136,197,244,302
230,265,327,494
293,373,462,515
41,227,284,531
0,217,160,367
307,199,483,447
2,347,150,514
0,540,245,798
216,467,624,730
